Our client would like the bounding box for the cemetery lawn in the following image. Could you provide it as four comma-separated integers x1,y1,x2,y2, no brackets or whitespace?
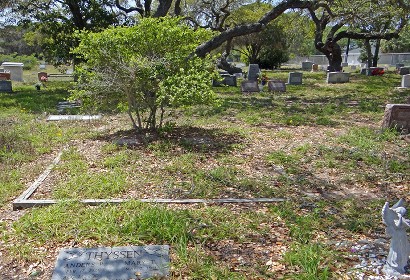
1,71,409,279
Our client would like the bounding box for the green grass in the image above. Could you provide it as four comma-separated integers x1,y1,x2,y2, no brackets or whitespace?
2,69,410,279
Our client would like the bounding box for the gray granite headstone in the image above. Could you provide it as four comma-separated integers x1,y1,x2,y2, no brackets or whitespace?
241,80,259,93
327,72,350,83
0,80,12,93
268,80,286,92
51,245,169,280
301,61,314,71
213,74,237,87
401,75,410,88
382,104,410,132
399,67,410,75
287,72,302,85
247,64,260,81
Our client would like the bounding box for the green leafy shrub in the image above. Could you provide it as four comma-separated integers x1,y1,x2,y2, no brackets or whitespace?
0,53,38,70
72,17,219,131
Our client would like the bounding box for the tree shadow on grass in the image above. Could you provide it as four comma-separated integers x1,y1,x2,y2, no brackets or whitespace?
95,126,246,155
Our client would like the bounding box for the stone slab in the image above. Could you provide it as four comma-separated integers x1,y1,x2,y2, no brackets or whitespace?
288,72,302,85
46,115,102,121
327,72,350,83
382,104,410,132
268,80,286,92
213,74,237,87
241,80,259,93
247,64,260,81
0,80,12,92
51,245,169,280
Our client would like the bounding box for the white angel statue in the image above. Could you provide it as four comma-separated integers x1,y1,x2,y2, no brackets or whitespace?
382,199,410,276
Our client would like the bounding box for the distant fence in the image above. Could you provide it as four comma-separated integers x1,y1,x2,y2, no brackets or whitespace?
288,53,410,66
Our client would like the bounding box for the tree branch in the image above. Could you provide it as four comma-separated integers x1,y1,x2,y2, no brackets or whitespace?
195,0,316,57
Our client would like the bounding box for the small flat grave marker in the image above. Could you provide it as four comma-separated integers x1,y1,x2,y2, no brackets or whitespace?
247,64,260,81
47,115,102,121
51,245,169,280
241,80,259,93
268,80,286,92
0,80,12,93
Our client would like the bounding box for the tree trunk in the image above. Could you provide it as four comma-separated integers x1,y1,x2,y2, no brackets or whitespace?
364,39,373,76
373,39,381,67
153,0,173,17
217,38,242,74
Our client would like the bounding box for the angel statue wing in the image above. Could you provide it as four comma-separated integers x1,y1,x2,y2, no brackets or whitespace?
392,198,405,210
383,201,399,227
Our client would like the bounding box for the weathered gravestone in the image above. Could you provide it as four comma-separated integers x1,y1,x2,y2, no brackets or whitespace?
213,74,237,87
51,245,169,280
1,62,24,81
247,64,260,81
382,104,410,132
327,72,350,83
350,65,357,70
241,80,259,93
302,61,314,71
399,67,410,75
268,80,286,92
0,80,12,93
401,74,410,88
341,62,348,67
288,72,302,85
